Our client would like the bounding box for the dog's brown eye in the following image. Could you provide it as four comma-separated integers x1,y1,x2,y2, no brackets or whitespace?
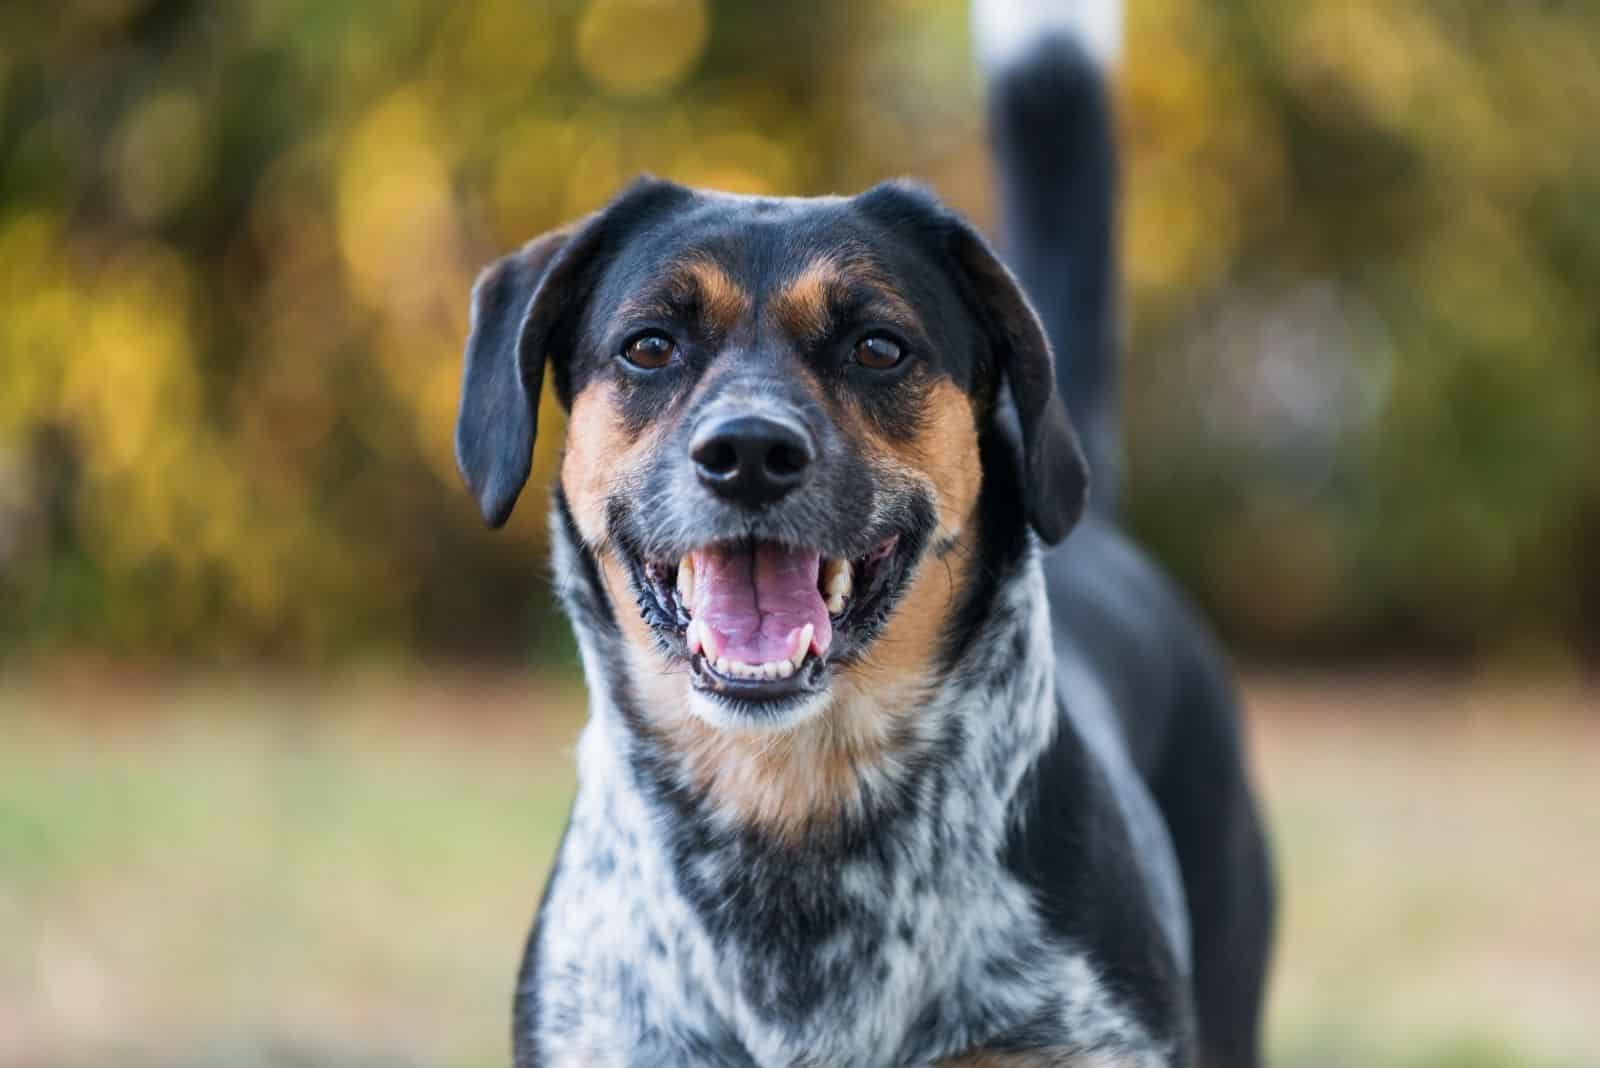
622,333,677,370
854,335,904,371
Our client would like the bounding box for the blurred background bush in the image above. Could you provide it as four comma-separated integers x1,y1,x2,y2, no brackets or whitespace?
3,0,1596,672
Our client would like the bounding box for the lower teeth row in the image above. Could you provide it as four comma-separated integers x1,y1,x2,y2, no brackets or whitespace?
711,657,796,681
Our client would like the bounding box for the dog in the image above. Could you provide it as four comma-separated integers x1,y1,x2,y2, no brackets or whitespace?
455,2,1273,1064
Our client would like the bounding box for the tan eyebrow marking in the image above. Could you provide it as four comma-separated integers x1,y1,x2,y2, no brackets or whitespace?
679,258,750,335
614,256,751,337
771,252,919,344
773,255,840,341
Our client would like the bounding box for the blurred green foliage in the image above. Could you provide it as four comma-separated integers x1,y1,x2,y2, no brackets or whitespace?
1,0,1596,666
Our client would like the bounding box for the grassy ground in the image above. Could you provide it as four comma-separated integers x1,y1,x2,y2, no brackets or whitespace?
1,670,1595,1067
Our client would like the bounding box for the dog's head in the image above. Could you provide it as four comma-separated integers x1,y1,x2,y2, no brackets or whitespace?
458,177,1086,731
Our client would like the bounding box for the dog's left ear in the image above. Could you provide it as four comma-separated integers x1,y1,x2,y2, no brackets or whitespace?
857,181,1089,544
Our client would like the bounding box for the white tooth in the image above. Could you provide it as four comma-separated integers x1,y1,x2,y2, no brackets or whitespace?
777,659,795,679
687,619,703,656
715,657,731,675
822,558,852,616
676,556,695,608
700,622,723,662
791,623,813,670
762,662,779,680
828,559,853,599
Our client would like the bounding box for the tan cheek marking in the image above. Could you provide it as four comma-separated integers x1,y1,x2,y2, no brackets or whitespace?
561,381,691,695
559,380,667,546
833,378,982,693
844,521,974,696
887,378,985,544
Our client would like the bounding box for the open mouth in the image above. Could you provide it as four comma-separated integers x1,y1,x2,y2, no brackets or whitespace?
634,536,905,709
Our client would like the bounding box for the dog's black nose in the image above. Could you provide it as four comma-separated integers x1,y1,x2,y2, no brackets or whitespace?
691,414,814,505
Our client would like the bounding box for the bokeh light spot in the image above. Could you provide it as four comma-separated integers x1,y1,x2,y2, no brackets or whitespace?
113,91,210,224
577,0,709,97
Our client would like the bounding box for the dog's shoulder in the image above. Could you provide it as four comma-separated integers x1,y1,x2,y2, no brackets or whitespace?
999,666,1195,1055
1043,515,1241,775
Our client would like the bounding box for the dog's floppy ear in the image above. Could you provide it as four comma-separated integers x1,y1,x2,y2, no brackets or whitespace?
947,220,1090,544
456,223,582,527
455,177,686,527
857,181,1089,544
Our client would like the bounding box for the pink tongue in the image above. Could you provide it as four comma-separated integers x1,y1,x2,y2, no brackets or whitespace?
692,543,833,666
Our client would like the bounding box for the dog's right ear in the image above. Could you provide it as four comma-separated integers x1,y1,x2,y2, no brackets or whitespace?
455,177,687,527
455,224,581,527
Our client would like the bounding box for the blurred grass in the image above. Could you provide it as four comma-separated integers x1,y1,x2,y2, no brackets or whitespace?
1,671,1596,1067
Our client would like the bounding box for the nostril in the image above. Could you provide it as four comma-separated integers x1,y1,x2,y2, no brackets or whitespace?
691,415,814,502
693,440,740,478
766,442,808,480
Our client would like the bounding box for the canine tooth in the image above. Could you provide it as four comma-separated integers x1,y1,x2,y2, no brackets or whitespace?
822,557,852,616
777,659,795,679
790,623,814,670
676,556,695,608
686,619,703,656
699,621,723,661
829,559,854,597
715,657,731,675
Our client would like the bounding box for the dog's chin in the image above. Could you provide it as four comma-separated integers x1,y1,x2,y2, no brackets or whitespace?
684,684,832,734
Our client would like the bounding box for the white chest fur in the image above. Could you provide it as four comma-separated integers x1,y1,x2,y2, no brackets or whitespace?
528,563,1163,1067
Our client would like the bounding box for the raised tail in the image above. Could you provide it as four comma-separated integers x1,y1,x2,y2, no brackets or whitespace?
976,0,1122,515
